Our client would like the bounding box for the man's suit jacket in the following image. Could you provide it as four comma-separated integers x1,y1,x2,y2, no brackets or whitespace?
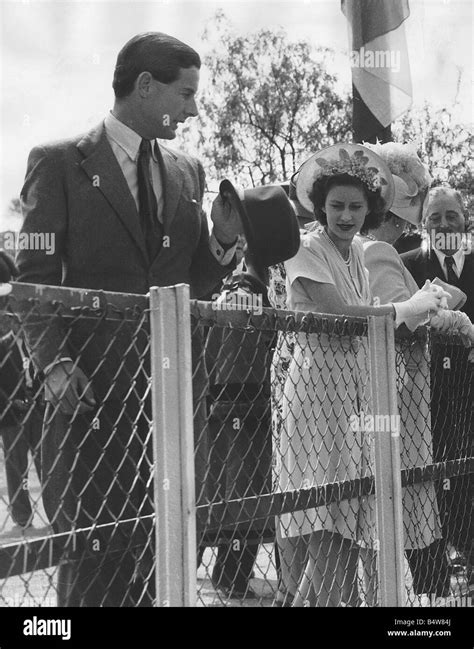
401,246,473,461
17,121,233,400
401,246,474,321
0,336,31,427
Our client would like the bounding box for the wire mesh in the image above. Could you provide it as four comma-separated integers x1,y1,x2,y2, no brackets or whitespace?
397,328,473,606
0,281,471,609
193,292,472,608
0,283,154,607
192,295,384,608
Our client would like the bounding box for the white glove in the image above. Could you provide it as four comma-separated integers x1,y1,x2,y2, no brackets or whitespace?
392,280,451,329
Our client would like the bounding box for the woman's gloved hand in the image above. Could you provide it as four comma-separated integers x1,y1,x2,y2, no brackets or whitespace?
392,280,451,328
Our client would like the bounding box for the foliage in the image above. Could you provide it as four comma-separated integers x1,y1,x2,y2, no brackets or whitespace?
190,11,352,188
393,104,474,217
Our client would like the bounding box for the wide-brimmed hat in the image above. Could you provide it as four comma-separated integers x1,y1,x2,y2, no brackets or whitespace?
390,176,425,226
295,143,395,214
363,142,431,227
219,180,300,267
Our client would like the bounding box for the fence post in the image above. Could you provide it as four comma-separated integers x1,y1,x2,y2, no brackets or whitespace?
149,284,196,607
368,315,406,607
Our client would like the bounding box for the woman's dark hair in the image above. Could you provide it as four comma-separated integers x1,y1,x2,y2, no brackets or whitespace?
309,173,386,233
113,32,201,98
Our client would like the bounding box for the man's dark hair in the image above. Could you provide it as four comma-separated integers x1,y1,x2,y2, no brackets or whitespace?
309,174,386,232
113,32,201,98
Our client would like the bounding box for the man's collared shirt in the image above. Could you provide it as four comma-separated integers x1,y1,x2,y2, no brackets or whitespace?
432,246,465,280
104,112,235,265
105,111,164,222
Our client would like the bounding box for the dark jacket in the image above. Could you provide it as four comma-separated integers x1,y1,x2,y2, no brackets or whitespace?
401,247,474,321
0,335,39,428
16,121,234,401
205,271,276,404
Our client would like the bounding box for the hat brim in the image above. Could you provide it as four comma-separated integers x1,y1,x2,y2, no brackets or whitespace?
295,143,395,213
390,177,422,226
219,179,301,267
390,204,421,227
219,179,256,252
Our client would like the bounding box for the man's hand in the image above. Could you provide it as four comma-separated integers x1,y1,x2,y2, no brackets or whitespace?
210,193,244,244
44,360,95,415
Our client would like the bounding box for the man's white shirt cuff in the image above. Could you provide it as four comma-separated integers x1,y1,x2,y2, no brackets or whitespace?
209,232,237,266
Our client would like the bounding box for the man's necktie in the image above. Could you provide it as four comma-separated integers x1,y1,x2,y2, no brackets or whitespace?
137,139,163,262
445,255,458,286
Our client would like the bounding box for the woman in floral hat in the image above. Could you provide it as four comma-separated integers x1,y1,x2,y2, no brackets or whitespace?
359,142,474,603
278,143,451,607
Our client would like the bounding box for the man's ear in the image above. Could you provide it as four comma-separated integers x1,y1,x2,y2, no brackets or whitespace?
136,71,154,97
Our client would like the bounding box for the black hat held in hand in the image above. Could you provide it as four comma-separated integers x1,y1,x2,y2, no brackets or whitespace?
219,180,300,268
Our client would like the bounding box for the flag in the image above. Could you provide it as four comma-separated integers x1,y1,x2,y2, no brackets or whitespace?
341,0,412,143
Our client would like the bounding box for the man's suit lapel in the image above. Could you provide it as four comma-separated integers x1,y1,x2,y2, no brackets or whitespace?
157,144,183,229
460,251,474,278
77,123,149,264
427,248,446,282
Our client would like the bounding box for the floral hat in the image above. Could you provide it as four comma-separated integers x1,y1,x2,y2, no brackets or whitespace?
295,143,395,214
363,141,431,226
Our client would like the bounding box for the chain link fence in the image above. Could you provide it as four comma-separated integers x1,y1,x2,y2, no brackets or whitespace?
0,282,155,607
0,282,471,607
397,329,473,605
193,299,472,608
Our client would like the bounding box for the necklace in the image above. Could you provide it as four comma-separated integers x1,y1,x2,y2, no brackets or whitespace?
322,229,352,266
321,229,365,301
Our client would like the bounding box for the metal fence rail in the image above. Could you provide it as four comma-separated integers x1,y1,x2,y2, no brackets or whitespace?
0,282,155,607
190,297,472,608
0,282,471,607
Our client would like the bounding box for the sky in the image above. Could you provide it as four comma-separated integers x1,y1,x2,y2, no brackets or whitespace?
0,0,472,229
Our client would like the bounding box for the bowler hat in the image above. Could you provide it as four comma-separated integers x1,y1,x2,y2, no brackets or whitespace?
219,180,300,267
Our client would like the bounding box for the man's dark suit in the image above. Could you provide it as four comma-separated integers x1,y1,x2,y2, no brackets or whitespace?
17,121,234,606
401,246,473,595
0,335,44,527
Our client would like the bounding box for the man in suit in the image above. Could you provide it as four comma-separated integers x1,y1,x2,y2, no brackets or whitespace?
402,185,473,596
17,32,242,606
